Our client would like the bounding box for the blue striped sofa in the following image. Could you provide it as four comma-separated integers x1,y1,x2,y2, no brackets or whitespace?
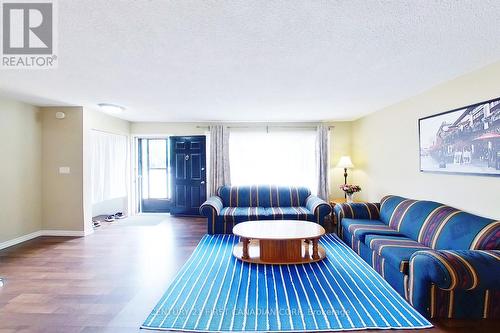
200,185,331,234
334,195,499,319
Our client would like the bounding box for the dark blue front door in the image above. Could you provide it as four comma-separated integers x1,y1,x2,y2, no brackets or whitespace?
169,136,207,216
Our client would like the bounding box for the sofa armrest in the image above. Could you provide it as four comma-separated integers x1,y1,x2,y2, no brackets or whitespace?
200,196,223,216
408,250,500,316
334,202,380,234
334,202,381,221
410,250,500,291
200,196,224,234
305,195,332,224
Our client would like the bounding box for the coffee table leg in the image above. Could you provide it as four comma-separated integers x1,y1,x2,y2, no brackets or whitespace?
312,238,319,259
242,237,250,259
303,239,310,258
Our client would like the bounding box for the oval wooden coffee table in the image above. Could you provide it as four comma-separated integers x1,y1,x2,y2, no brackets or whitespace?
232,220,326,264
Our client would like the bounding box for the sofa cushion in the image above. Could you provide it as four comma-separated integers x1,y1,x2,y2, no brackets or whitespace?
220,207,268,225
379,196,438,240
266,207,314,220
417,209,500,250
469,221,500,250
342,218,405,243
379,195,408,225
364,234,430,274
217,185,311,207
379,195,499,250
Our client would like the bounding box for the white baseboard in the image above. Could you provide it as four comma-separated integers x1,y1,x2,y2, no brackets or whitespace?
41,230,86,237
0,229,86,251
0,230,42,250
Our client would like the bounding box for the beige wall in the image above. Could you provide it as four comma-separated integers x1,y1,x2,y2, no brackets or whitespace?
41,107,86,232
131,121,352,198
0,98,42,243
352,61,500,219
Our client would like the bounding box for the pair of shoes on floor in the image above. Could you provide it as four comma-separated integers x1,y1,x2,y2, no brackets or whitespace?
115,212,125,219
92,220,101,228
105,212,126,222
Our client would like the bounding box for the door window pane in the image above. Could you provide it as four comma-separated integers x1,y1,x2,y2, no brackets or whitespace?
139,138,170,201
148,139,167,168
149,169,168,198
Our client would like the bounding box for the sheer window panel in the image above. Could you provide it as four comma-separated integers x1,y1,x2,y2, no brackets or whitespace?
90,130,128,204
229,128,317,193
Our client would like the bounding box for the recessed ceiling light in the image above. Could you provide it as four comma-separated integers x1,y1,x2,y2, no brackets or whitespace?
98,103,125,114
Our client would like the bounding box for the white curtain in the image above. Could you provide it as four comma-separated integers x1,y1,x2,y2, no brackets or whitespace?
316,124,330,200
90,130,127,204
230,128,317,192
209,125,231,196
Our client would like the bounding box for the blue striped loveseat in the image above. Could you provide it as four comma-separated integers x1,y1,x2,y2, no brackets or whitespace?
200,185,331,234
334,195,499,319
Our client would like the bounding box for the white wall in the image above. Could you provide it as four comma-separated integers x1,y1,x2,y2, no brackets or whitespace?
91,198,128,216
131,122,206,136
0,98,42,244
352,60,500,219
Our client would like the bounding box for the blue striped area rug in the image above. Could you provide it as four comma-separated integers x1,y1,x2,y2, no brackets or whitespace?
142,234,432,332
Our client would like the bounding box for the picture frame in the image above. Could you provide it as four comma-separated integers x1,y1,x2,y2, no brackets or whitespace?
418,97,500,176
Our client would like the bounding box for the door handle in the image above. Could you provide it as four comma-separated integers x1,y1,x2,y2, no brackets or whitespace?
185,155,190,161
200,181,205,184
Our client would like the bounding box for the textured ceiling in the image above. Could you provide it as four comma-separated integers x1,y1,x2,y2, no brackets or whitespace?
1,0,500,121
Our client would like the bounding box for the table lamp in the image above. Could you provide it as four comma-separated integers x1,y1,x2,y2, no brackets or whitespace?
336,156,354,197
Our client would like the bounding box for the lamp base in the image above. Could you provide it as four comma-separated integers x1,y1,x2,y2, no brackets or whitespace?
344,168,348,198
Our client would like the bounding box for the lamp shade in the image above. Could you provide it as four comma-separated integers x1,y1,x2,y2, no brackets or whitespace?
336,156,354,169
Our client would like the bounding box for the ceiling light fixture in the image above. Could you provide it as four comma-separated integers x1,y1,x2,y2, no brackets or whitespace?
98,103,125,114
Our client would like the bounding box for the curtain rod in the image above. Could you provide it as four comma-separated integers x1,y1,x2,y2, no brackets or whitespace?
196,125,334,130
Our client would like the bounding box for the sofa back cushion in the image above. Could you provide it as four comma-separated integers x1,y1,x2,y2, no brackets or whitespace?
380,195,499,250
217,185,311,208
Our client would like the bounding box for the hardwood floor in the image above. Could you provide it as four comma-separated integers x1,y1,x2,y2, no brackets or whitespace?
0,215,497,332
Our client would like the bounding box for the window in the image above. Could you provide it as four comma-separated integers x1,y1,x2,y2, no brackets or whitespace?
139,138,170,199
229,128,317,192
